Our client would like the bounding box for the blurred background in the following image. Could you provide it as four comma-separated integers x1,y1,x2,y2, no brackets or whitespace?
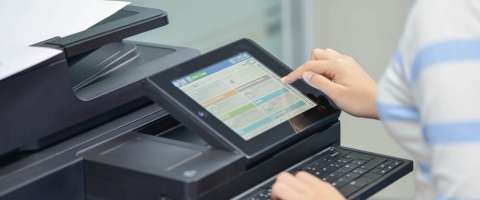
128,0,414,199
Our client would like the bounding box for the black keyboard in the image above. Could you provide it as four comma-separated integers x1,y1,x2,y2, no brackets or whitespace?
236,146,406,200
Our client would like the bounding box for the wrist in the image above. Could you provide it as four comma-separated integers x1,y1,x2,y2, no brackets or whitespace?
366,82,379,119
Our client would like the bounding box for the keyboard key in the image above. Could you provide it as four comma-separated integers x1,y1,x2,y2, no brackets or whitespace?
345,152,374,161
343,171,362,182
329,151,340,158
312,170,326,177
371,167,391,175
307,149,334,163
334,148,349,155
343,163,359,170
309,159,329,168
321,166,336,173
351,160,366,166
336,166,353,174
302,165,318,172
259,188,271,198
360,158,386,170
377,163,387,169
247,192,265,200
332,177,350,188
348,179,368,189
337,158,352,164
339,184,360,197
352,168,368,175
339,172,380,197
348,173,381,189
324,171,343,182
385,160,402,167
329,162,343,168
371,160,401,175
248,188,272,200
362,172,382,181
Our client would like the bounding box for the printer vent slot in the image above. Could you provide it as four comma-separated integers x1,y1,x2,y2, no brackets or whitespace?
136,115,181,136
136,116,208,146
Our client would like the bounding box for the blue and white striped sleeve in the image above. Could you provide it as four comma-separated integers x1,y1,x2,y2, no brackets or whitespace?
404,0,480,199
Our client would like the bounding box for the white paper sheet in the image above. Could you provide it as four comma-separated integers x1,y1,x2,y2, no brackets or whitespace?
0,0,129,80
0,46,62,79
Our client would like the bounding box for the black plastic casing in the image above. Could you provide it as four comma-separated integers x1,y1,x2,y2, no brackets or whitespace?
83,121,341,200
0,6,198,156
84,133,246,200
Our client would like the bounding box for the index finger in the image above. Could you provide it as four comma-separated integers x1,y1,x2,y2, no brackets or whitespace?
310,48,342,60
275,172,308,193
281,60,334,84
295,171,329,187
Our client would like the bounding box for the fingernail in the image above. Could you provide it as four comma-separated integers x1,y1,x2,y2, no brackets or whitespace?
281,77,290,84
302,72,313,82
326,48,339,53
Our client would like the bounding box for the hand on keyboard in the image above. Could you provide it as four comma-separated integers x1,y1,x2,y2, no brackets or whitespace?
271,171,345,200
239,147,404,200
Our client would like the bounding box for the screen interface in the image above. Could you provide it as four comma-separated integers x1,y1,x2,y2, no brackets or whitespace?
172,52,316,140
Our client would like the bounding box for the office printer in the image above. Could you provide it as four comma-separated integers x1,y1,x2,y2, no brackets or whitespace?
0,5,199,200
0,6,199,156
0,5,412,200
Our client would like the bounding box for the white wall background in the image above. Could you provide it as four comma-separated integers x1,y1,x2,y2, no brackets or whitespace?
128,0,283,57
310,1,414,199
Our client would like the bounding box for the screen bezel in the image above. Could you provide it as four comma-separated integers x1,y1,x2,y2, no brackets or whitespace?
148,39,339,159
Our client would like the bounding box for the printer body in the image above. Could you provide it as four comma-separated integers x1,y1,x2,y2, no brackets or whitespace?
0,5,200,200
0,5,412,200
0,6,198,156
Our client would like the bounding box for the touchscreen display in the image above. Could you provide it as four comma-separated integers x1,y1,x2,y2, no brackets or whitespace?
172,52,316,140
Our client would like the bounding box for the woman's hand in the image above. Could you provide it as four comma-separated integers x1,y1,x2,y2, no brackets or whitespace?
271,172,346,200
282,49,378,119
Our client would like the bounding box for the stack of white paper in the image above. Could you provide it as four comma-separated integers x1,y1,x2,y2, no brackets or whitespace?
0,0,129,80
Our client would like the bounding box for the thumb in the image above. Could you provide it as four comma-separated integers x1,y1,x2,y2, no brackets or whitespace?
302,71,338,99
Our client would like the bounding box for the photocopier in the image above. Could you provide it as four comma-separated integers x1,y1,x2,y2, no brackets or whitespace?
0,5,413,200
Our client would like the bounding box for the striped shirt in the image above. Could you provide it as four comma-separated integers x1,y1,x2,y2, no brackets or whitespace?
377,0,480,199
